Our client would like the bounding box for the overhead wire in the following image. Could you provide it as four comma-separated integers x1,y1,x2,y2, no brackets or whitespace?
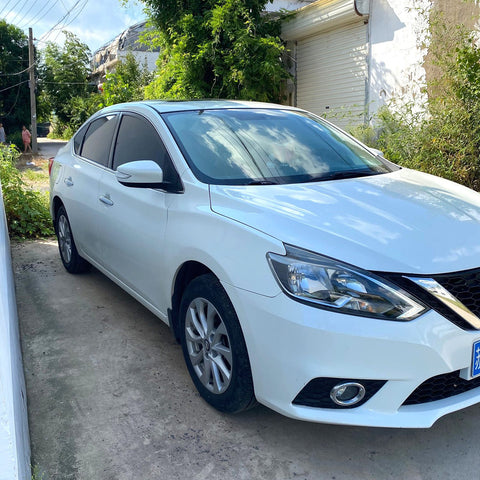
0,0,16,17
8,0,30,25
39,0,83,42
27,0,60,29
3,81,23,117
50,0,89,43
1,0,24,18
0,66,32,77
0,79,29,94
17,0,55,29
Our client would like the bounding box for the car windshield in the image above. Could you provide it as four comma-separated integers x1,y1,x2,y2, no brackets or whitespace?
162,108,397,185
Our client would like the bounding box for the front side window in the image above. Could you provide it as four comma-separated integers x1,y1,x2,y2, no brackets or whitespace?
113,114,167,170
162,109,397,185
112,114,180,187
81,115,118,167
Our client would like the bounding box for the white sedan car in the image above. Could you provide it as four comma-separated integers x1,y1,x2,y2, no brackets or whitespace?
50,100,480,428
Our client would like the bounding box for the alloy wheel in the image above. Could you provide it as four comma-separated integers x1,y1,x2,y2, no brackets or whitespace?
58,214,72,264
185,297,233,394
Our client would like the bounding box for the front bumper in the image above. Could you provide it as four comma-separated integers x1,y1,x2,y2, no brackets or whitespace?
223,283,480,428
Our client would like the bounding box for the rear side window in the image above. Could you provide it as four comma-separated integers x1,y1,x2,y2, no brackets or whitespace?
80,115,117,167
73,123,88,155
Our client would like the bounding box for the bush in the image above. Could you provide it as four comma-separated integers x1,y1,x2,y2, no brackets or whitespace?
365,18,480,191
0,145,54,238
8,130,23,151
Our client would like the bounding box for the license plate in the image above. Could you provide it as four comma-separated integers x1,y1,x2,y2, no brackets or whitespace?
472,340,480,378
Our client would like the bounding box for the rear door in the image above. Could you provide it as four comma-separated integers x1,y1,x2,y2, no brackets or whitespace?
62,114,118,261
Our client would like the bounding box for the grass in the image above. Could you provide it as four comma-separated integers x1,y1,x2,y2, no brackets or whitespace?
31,464,45,480
15,154,50,193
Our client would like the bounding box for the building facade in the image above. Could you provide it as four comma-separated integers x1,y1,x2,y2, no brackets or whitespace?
282,0,480,128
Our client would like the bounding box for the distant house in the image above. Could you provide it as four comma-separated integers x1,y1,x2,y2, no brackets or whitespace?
281,0,480,128
91,21,160,84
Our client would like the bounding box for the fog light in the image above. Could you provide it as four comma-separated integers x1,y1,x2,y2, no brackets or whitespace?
330,382,366,406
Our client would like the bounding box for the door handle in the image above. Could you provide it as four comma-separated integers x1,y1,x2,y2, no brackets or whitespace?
64,177,74,187
99,194,114,206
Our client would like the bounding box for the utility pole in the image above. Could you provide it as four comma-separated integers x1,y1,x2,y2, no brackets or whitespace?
28,28,37,154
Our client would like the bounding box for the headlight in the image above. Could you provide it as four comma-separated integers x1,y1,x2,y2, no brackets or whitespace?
267,245,427,321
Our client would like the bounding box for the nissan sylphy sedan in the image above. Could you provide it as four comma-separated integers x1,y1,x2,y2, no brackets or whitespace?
50,100,480,427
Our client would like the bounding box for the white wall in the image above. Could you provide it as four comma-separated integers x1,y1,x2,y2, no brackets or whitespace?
267,0,315,12
118,50,160,73
0,181,31,480
368,0,431,120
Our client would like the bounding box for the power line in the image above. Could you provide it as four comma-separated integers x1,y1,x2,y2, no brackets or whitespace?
21,0,59,29
16,0,48,29
0,0,16,17
3,81,23,117
0,79,29,94
42,81,90,85
49,0,89,44
39,0,83,42
0,66,31,77
1,0,24,19
56,0,88,30
9,0,30,25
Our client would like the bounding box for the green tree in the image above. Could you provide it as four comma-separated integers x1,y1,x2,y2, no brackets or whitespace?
137,0,288,101
0,21,31,137
101,52,153,106
39,31,96,134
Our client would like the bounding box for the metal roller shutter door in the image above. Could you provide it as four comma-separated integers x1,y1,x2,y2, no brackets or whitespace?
296,20,368,128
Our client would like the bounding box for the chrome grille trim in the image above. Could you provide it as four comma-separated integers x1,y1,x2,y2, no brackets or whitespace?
405,276,480,329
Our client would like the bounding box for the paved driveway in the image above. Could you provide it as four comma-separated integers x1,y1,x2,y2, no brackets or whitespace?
12,240,480,480
37,137,68,158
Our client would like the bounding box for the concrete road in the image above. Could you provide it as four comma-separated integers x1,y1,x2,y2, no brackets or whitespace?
12,240,480,480
37,137,68,158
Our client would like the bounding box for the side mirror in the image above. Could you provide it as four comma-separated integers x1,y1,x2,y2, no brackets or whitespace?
369,148,385,158
116,160,164,188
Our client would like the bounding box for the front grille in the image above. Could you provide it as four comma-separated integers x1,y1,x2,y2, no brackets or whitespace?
403,370,480,405
432,269,480,318
293,378,386,409
383,268,480,331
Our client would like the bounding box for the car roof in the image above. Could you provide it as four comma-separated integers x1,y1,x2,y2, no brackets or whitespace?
99,99,299,115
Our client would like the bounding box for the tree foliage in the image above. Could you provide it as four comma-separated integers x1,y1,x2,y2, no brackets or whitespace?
139,0,289,101
101,52,153,106
0,21,31,136
39,32,95,133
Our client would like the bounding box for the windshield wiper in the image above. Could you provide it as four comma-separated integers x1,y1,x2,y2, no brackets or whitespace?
246,180,279,185
304,169,382,183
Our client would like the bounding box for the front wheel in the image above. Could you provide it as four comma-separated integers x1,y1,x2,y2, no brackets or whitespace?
55,205,90,274
179,274,256,413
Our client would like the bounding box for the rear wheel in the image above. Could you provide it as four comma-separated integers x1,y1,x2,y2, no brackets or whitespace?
55,205,90,273
179,274,256,413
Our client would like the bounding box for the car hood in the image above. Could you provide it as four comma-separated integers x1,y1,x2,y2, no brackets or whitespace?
209,168,480,274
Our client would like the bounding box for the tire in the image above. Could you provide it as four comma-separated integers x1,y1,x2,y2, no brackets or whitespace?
55,205,90,274
179,274,257,413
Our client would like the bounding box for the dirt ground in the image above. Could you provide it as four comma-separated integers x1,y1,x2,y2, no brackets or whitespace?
13,240,480,480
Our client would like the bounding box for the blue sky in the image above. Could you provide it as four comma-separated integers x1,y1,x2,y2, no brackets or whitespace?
2,0,147,53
